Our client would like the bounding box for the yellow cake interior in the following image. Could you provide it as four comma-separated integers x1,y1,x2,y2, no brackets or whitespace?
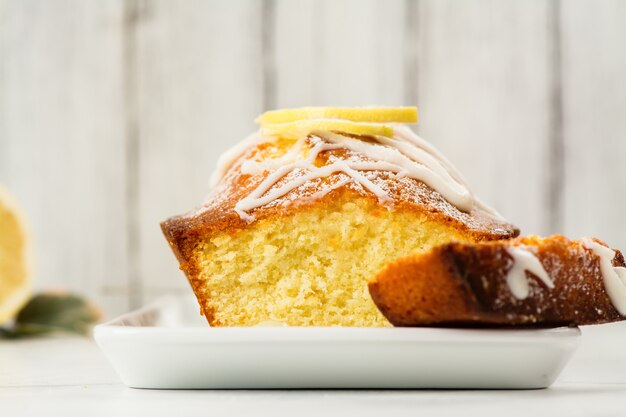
192,195,473,327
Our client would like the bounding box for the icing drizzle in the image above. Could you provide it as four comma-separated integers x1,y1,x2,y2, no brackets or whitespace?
505,247,554,299
209,132,261,188
504,239,626,317
581,238,626,315
229,127,490,222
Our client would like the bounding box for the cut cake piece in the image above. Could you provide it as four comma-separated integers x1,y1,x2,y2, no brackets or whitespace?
369,235,626,326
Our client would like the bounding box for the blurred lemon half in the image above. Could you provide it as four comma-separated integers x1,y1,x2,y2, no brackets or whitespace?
0,184,32,324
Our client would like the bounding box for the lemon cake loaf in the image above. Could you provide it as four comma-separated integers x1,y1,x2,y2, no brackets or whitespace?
161,107,518,327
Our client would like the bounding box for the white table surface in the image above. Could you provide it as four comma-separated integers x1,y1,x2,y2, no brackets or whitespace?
2,323,626,417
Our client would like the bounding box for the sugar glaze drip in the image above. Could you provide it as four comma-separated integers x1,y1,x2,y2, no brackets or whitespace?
209,132,261,188
505,247,555,299
232,128,477,221
234,136,387,221
394,126,504,220
581,238,626,315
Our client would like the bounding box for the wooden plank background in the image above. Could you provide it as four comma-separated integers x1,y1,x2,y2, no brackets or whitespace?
1,0,625,317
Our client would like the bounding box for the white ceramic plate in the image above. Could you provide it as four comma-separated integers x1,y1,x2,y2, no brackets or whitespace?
94,297,580,389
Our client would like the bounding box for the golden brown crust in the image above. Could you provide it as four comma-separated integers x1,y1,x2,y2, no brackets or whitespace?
161,137,518,261
161,136,519,324
369,235,626,327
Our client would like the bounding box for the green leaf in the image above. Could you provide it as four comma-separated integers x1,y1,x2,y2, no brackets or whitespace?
8,292,102,337
0,327,18,338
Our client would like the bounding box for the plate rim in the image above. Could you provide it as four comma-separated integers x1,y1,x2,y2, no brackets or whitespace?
93,297,582,389
94,297,582,345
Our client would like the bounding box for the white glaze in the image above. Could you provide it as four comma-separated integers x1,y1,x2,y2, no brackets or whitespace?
232,127,481,221
505,247,554,300
208,122,506,223
209,132,262,188
394,126,505,220
581,238,626,315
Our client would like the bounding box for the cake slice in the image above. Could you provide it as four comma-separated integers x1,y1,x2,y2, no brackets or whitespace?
369,235,626,326
161,107,518,327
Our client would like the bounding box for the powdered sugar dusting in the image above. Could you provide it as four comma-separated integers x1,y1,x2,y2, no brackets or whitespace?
582,238,626,315
462,236,626,324
230,129,481,222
